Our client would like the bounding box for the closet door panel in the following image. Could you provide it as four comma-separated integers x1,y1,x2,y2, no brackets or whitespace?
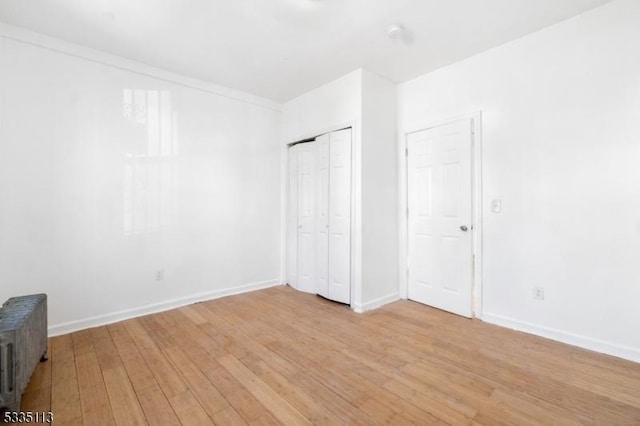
286,145,299,287
297,142,318,293
316,134,330,298
328,129,352,304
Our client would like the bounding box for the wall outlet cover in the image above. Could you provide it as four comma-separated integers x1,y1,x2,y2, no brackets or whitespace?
533,286,544,300
491,199,502,213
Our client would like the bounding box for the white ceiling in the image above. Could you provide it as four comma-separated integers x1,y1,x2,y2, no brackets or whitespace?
0,0,613,102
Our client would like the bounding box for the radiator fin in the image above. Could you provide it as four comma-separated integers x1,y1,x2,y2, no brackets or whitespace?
0,343,14,394
0,294,47,411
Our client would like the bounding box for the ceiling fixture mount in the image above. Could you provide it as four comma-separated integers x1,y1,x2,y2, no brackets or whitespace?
386,24,405,41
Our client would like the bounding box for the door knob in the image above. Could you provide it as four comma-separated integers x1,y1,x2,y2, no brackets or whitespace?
459,225,468,232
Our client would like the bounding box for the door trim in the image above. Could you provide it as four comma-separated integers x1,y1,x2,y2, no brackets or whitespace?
399,111,483,318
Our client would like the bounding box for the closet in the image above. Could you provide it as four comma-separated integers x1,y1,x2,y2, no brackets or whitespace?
286,128,352,304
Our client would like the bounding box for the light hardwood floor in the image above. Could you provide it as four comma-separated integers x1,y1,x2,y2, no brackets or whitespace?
21,286,640,425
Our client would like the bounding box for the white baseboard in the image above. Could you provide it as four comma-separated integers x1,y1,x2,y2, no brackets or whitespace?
352,292,400,313
48,279,282,336
483,312,640,364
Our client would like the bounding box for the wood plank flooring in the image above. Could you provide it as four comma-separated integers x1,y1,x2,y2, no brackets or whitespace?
20,286,640,425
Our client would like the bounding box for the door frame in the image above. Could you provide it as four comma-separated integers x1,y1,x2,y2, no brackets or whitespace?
399,111,484,318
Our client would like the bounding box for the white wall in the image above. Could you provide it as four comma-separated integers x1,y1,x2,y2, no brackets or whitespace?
398,0,640,362
0,25,283,334
360,70,399,309
281,70,362,144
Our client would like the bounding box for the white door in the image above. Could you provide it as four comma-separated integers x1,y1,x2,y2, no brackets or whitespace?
316,133,330,298
286,145,299,288
407,119,473,318
328,129,351,304
296,142,318,293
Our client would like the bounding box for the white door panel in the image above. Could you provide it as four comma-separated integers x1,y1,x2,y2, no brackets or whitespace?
316,134,330,298
328,129,351,304
408,119,473,317
297,142,317,293
286,145,299,288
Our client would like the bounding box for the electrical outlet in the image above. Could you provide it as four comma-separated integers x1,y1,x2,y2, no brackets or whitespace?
532,286,544,301
155,269,164,281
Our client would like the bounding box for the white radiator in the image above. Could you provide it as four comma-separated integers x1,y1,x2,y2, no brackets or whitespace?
0,294,48,412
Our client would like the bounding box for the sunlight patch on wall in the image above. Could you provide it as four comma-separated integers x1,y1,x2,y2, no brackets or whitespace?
122,89,178,236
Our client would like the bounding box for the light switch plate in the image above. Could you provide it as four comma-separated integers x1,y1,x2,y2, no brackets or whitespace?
491,199,502,213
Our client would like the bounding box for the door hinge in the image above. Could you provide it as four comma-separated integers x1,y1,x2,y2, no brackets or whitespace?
405,147,408,156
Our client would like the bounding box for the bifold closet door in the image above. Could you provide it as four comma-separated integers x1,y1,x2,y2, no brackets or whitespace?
288,129,351,303
296,142,318,294
327,128,351,304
